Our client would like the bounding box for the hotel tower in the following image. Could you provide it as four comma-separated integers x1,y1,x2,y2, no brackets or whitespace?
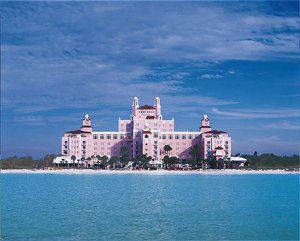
61,97,231,161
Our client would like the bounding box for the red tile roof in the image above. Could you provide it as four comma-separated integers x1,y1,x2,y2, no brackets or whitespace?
215,146,224,150
142,130,152,134
65,130,91,134
205,130,227,134
81,125,92,128
146,116,155,119
138,105,155,110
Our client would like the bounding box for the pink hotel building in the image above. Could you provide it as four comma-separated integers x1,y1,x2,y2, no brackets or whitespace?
61,97,232,161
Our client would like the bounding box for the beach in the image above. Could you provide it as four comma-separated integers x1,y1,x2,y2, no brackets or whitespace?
1,168,298,175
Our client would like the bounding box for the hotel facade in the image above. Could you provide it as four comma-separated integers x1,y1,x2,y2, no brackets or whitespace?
61,97,231,161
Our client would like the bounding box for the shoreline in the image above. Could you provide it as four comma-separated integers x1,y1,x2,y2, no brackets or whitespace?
1,169,299,175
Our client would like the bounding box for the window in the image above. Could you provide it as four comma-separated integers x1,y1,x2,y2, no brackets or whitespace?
135,133,138,138
120,134,124,139
225,141,228,144
113,134,118,139
154,133,158,138
145,135,149,138
175,135,179,139
107,134,111,139
169,135,173,140
100,134,104,139
188,135,192,139
182,135,186,139
162,134,166,139
93,134,98,139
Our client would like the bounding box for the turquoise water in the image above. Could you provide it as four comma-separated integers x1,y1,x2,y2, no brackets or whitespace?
1,174,299,241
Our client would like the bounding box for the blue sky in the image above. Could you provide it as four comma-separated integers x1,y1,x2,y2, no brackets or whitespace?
1,1,299,158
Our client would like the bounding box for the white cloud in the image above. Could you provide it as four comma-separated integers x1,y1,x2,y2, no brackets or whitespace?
13,116,44,125
200,74,223,79
212,107,300,119
266,121,300,130
234,135,300,156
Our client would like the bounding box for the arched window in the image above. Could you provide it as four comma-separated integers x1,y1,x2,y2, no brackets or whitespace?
145,135,149,138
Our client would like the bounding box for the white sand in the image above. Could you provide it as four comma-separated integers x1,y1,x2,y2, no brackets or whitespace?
1,169,298,175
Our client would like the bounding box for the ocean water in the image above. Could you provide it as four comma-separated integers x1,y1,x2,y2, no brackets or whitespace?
1,173,299,241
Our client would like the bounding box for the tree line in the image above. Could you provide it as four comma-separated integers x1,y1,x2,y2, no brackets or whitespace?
0,154,57,169
1,149,299,170
242,153,299,169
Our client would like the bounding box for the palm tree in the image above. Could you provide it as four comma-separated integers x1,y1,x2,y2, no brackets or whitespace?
190,144,200,167
86,157,91,168
108,156,118,169
80,157,85,168
169,156,178,168
163,155,170,169
120,146,129,165
163,145,172,156
96,155,101,168
139,155,152,168
71,155,76,167
101,155,109,169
